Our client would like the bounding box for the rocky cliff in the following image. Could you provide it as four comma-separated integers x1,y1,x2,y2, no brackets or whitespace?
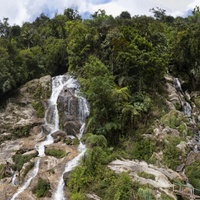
0,75,86,200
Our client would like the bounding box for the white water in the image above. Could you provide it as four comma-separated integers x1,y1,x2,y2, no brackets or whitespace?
11,171,17,186
54,140,86,200
11,159,40,200
183,102,192,117
54,94,89,199
36,75,77,157
11,75,76,200
174,78,183,94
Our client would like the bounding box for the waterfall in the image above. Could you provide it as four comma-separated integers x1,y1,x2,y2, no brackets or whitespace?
54,90,89,200
174,78,183,94
54,125,87,200
36,75,74,157
11,75,77,200
11,159,40,200
174,78,192,118
183,102,192,117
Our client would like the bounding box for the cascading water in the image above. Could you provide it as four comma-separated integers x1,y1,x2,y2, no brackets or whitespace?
174,78,192,118
54,87,89,200
11,75,77,200
54,125,87,200
11,159,40,200
36,75,74,157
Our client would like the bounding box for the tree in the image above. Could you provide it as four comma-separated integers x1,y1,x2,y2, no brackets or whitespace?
64,8,81,21
119,11,131,19
150,7,166,21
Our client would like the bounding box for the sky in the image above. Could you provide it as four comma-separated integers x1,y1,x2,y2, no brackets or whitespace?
0,0,200,26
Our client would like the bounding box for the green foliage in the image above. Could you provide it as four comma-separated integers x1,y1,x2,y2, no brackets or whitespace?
12,125,32,138
137,172,155,180
136,187,155,200
69,193,87,200
33,177,50,198
161,110,187,129
84,146,109,172
104,172,133,200
124,139,156,161
185,161,200,195
85,133,108,148
193,95,200,109
12,154,34,171
163,136,183,169
68,165,92,193
45,148,66,158
32,101,45,118
161,192,174,200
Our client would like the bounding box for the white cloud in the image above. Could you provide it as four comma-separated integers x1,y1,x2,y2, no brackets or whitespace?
0,0,199,26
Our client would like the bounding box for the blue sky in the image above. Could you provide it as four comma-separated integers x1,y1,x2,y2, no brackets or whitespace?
0,0,199,25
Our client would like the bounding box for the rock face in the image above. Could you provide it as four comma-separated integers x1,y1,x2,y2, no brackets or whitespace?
57,90,82,136
0,75,80,200
108,159,179,199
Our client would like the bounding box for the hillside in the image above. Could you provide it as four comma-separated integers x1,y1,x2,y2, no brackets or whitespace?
0,7,200,200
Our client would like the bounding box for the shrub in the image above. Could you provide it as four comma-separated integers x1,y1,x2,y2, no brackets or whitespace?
12,154,34,171
104,172,134,200
33,177,50,198
45,148,66,158
85,133,107,148
163,136,183,170
32,101,45,118
136,187,155,200
12,125,32,138
137,171,155,180
161,192,174,200
129,139,156,161
185,161,200,195
161,110,187,129
70,192,87,200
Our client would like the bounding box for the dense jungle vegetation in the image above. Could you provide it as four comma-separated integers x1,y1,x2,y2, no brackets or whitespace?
1,6,200,199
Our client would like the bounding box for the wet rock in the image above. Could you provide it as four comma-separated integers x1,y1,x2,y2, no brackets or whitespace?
63,121,81,136
22,149,38,157
42,124,53,135
51,130,66,139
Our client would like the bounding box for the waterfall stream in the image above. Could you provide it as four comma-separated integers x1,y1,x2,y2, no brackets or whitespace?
54,90,89,200
54,124,87,200
174,78,192,118
11,75,88,200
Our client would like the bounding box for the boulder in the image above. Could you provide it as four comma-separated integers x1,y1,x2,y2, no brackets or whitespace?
63,121,81,136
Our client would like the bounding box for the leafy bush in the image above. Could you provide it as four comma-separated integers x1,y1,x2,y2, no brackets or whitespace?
161,110,187,129
32,101,45,118
185,161,200,195
163,136,183,170
126,139,156,161
12,154,34,171
161,192,174,200
12,125,32,138
104,172,133,200
137,171,155,180
33,177,50,198
45,148,66,158
136,187,155,200
85,133,108,148
70,192,87,200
